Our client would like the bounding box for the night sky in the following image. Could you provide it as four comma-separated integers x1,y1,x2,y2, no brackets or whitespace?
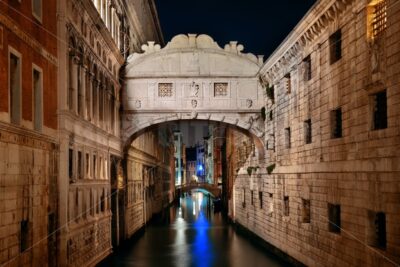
154,0,317,58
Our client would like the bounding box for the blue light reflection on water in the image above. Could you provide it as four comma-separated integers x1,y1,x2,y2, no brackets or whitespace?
192,195,213,267
98,191,290,267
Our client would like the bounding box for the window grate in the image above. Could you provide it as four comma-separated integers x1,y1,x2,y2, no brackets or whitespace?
214,83,228,97
373,0,387,38
158,83,173,97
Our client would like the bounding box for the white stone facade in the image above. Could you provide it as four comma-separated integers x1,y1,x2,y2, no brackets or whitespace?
122,34,266,147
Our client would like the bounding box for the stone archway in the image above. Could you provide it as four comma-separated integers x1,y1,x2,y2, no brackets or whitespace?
122,34,266,151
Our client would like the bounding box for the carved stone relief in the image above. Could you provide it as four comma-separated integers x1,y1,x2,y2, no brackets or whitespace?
191,82,200,97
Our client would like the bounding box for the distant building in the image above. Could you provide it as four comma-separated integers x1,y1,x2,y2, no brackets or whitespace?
186,146,197,183
173,131,184,185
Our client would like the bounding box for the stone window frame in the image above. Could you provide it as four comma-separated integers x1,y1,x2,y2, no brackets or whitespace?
368,0,388,40
69,147,75,182
157,82,174,98
242,188,246,208
304,119,312,144
0,26,3,50
213,82,229,98
283,196,289,217
370,89,388,131
32,0,43,23
367,210,387,249
329,29,342,65
328,203,341,234
330,107,343,139
8,46,22,125
303,55,312,81
302,198,311,223
32,64,43,132
284,127,291,149
77,149,84,179
283,73,291,94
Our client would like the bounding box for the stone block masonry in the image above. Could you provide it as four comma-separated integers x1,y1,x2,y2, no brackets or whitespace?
230,0,400,266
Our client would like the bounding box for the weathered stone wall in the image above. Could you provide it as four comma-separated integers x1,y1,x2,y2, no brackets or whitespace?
124,127,175,239
0,125,58,267
233,0,400,266
0,1,58,266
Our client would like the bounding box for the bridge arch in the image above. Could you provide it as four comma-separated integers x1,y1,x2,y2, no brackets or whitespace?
122,34,266,154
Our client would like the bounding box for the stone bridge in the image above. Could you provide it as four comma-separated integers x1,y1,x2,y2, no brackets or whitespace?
176,182,222,198
121,34,266,149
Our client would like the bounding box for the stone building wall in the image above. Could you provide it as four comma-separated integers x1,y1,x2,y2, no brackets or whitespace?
125,127,175,239
56,0,163,266
0,1,58,266
233,0,400,266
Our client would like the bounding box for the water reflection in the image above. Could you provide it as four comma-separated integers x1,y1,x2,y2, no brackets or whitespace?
98,192,290,267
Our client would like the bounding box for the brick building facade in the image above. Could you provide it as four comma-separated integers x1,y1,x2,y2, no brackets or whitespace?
0,1,58,266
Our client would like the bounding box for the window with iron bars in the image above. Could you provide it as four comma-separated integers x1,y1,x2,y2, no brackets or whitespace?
372,0,387,39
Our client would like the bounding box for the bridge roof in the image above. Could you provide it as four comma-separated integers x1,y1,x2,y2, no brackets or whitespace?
125,34,264,78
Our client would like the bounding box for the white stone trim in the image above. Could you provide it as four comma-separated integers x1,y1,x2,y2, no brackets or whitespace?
8,45,22,125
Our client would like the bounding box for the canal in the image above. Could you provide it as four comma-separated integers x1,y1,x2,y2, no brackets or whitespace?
98,192,292,267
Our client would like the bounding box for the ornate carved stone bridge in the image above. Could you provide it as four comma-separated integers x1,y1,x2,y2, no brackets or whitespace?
176,182,222,198
122,34,266,148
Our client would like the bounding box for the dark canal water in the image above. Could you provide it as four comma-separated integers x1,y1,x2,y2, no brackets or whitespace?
98,192,291,267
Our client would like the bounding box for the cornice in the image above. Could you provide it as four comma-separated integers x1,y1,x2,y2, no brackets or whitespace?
0,13,58,66
260,0,355,83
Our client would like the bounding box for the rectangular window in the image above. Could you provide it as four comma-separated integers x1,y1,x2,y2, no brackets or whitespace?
93,155,97,179
69,149,74,181
85,153,90,177
77,151,83,179
285,127,291,149
259,191,263,209
329,30,342,64
33,67,42,132
284,73,291,94
372,90,387,130
251,190,254,205
0,26,3,50
268,193,274,215
283,196,289,216
372,0,387,39
242,188,246,208
302,199,311,223
303,55,312,81
368,211,386,249
214,83,228,97
20,220,30,252
32,0,42,22
331,108,342,138
9,51,21,125
304,119,312,144
158,83,173,97
328,203,341,233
